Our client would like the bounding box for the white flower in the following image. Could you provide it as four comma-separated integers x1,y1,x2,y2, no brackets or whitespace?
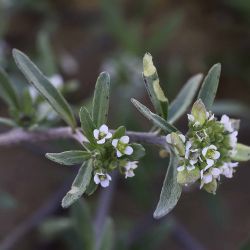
112,136,133,157
229,131,238,156
124,161,138,178
200,167,221,188
202,145,220,170
220,115,234,132
219,162,238,178
166,133,186,144
94,172,112,188
93,124,112,144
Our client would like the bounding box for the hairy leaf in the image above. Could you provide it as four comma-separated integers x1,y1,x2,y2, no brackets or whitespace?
198,63,221,110
131,98,177,133
99,218,115,250
0,68,19,110
70,200,94,250
12,49,76,129
92,72,110,127
168,74,203,123
62,160,93,208
143,53,168,119
232,143,250,161
153,152,182,219
79,107,96,144
46,151,91,166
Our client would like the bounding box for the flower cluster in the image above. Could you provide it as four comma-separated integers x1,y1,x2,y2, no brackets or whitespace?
166,100,239,194
92,124,140,188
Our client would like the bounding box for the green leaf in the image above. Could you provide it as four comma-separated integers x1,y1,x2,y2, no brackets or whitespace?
21,89,34,117
0,68,20,110
198,63,221,110
85,179,98,196
153,151,182,219
131,98,177,133
127,143,145,161
46,151,91,166
112,126,126,139
99,218,115,250
79,107,96,144
70,200,94,250
168,74,203,123
12,49,76,129
62,160,93,208
92,72,110,127
0,117,16,127
143,53,168,119
232,143,250,161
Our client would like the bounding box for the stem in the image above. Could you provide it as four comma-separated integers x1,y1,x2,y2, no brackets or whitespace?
0,127,168,148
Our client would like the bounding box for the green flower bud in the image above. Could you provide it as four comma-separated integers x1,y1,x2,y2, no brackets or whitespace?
177,167,200,185
171,132,185,156
191,99,207,126
203,179,217,194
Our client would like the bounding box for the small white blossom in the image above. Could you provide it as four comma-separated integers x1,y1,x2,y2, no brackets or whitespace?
93,124,112,144
124,161,138,178
219,162,238,178
202,145,220,170
200,167,220,188
220,115,234,132
112,136,133,157
94,172,112,188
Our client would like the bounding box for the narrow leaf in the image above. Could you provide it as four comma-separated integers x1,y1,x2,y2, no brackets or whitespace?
131,98,177,133
0,68,19,110
232,143,250,162
46,151,91,166
153,152,182,219
127,143,145,161
12,49,76,129
92,72,110,127
168,74,203,123
143,53,168,119
99,218,115,250
62,160,93,208
198,63,221,110
70,200,94,250
0,117,16,127
79,107,96,144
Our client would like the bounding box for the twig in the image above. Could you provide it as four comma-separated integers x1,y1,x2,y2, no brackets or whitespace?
0,127,167,148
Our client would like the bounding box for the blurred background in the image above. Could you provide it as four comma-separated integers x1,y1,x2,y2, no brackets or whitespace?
0,0,250,249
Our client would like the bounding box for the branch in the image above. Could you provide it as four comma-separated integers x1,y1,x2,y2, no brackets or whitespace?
0,127,167,148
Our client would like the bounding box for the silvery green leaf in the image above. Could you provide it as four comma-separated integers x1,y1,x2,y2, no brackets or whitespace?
85,179,98,196
198,63,221,110
127,143,145,161
131,98,177,133
92,72,110,127
112,126,126,139
46,151,91,166
0,68,20,110
79,107,96,144
153,151,182,219
98,218,115,250
168,74,203,123
70,200,94,250
232,143,250,161
0,117,16,127
62,160,93,208
143,53,168,119
22,89,34,117
12,49,77,129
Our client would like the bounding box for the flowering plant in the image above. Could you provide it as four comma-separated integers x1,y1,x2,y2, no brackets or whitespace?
0,50,249,220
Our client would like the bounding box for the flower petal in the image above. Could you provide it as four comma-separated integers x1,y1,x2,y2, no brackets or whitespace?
94,174,101,184
105,132,112,139
97,138,106,144
100,179,110,188
116,150,122,158
93,129,99,139
213,151,220,160
124,146,133,155
166,134,172,144
177,166,185,172
120,135,129,144
112,139,118,147
100,124,108,133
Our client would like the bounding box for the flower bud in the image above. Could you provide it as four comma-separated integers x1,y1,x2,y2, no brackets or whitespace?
177,167,200,185
203,178,217,194
191,99,207,126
